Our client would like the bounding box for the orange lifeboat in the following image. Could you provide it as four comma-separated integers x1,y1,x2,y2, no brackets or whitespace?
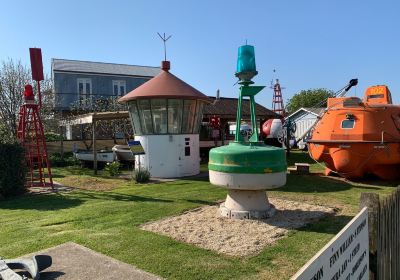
308,84,400,180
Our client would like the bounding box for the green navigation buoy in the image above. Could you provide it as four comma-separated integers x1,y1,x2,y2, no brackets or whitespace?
208,44,287,219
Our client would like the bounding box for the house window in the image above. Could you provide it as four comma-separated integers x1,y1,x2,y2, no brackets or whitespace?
77,78,92,105
113,80,126,96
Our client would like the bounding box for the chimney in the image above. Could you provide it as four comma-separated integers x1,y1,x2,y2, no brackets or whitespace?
161,61,170,71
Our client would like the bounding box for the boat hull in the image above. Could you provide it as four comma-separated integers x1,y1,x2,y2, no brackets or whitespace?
112,145,134,162
308,141,400,180
74,151,115,163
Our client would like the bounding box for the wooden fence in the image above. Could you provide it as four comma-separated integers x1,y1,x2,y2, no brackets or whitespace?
360,187,400,280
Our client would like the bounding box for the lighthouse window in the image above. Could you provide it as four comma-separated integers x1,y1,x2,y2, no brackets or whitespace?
138,99,154,134
151,99,167,134
192,102,204,133
182,100,197,133
341,119,355,129
128,101,142,135
168,99,183,134
128,98,205,135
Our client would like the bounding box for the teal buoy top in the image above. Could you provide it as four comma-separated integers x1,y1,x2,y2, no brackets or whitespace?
209,142,286,174
236,45,256,73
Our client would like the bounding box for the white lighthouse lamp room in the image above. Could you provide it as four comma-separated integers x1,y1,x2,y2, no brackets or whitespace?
118,39,209,178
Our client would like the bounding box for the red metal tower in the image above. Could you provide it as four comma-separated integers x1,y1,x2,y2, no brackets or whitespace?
271,79,285,116
17,48,53,188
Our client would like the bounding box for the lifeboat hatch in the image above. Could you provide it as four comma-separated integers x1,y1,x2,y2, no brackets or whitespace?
343,98,362,107
364,85,392,104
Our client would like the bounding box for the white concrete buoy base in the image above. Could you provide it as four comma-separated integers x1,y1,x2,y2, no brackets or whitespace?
219,189,276,219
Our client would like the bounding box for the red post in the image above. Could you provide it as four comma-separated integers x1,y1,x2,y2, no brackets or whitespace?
37,80,42,108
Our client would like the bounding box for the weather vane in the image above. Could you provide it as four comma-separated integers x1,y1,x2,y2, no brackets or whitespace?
157,32,172,61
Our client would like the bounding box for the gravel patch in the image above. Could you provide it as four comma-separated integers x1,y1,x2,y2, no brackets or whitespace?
141,198,336,257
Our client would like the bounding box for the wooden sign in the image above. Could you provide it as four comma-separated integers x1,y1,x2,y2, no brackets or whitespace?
292,207,369,280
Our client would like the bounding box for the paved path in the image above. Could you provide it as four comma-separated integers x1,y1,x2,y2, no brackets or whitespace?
24,242,163,280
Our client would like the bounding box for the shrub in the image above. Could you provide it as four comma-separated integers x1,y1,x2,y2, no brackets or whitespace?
133,169,151,183
105,162,120,177
44,132,64,142
0,143,26,197
49,152,80,167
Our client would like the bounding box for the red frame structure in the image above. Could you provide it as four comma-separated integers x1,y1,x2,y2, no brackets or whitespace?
16,48,53,188
17,100,53,188
271,79,285,116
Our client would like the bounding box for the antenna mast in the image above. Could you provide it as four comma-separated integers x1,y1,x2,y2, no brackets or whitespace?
157,32,172,61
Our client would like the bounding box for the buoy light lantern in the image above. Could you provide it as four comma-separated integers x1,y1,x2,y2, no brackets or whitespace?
235,45,257,83
208,44,287,219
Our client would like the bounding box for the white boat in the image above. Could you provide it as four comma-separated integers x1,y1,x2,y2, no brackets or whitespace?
112,145,135,162
74,150,115,162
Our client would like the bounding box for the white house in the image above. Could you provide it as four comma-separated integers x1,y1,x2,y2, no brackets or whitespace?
286,107,325,149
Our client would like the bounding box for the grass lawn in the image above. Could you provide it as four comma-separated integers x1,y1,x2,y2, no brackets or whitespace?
0,151,398,279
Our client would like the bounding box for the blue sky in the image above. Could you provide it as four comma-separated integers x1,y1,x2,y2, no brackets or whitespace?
1,0,399,106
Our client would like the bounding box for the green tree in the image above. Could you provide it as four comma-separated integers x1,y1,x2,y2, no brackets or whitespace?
286,88,334,114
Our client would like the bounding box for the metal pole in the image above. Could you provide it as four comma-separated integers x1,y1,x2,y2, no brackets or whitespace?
60,126,64,160
249,95,259,142
93,120,97,175
286,119,291,157
37,80,42,109
234,92,243,142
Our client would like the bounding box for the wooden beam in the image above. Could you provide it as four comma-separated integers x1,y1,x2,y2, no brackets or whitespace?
58,111,129,127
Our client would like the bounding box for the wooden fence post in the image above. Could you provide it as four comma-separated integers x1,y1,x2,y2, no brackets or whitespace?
360,192,380,280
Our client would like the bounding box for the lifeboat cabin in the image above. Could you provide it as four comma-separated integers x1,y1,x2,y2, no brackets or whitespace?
308,85,400,180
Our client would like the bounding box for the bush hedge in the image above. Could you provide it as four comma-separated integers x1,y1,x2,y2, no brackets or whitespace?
49,152,80,167
133,169,151,183
44,132,64,142
0,143,26,197
105,161,120,177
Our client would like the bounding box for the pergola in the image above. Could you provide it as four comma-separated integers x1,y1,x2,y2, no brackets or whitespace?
59,111,129,174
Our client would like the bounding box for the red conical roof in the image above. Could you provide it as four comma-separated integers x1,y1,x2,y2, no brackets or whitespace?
119,63,210,103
